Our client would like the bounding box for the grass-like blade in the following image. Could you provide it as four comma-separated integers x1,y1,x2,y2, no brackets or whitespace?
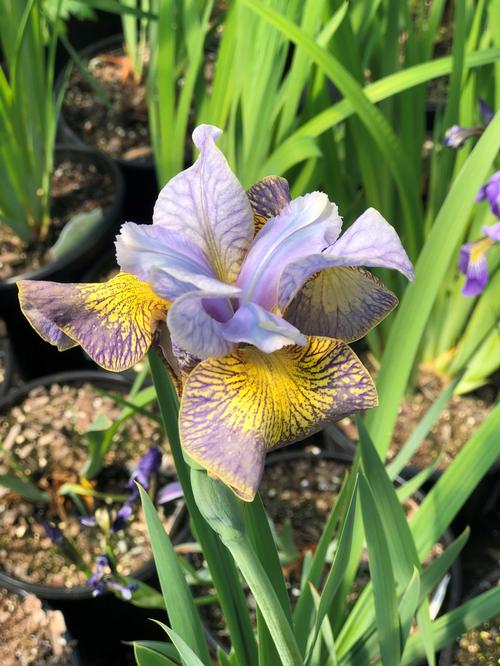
138,485,210,665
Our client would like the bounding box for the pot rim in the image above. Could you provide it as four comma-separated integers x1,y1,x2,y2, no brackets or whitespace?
0,369,179,601
0,144,124,289
56,34,155,170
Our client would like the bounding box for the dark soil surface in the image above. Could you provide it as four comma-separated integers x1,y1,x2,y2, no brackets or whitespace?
0,589,74,665
0,156,114,281
0,381,180,588
336,370,495,470
62,47,151,162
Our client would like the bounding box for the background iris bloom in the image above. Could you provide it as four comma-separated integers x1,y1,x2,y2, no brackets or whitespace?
18,124,413,500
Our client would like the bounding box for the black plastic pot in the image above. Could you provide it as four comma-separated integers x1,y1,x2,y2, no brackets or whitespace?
0,370,183,662
56,35,158,225
0,145,124,380
0,333,14,399
265,449,462,616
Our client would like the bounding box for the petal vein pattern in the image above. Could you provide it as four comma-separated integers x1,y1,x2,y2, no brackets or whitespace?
152,125,254,283
180,337,378,501
18,273,169,371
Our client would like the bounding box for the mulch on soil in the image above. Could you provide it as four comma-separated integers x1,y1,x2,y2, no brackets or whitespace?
0,156,114,281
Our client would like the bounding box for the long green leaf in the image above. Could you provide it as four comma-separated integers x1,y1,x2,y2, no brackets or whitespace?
358,475,400,666
365,112,500,455
138,485,210,665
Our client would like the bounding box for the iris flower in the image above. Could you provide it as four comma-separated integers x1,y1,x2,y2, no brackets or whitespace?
18,125,413,501
443,99,493,149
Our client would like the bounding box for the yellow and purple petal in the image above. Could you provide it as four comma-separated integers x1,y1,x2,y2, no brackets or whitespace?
18,273,169,371
180,336,377,501
247,175,291,233
285,266,398,343
153,124,254,283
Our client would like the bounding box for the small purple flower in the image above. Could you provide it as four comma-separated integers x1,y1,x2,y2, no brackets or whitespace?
459,220,500,297
86,555,137,600
127,446,162,493
111,501,134,532
41,520,64,545
443,100,494,149
477,171,500,218
79,516,98,527
443,125,483,149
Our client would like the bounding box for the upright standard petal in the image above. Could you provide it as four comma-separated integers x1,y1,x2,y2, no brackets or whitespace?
285,266,398,343
116,222,225,299
153,124,254,283
247,176,291,233
166,285,242,360
18,273,169,371
477,171,500,218
324,208,414,279
221,302,306,352
180,337,378,501
237,192,342,310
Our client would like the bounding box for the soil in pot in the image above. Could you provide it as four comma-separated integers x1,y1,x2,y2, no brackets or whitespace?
0,379,181,590
335,369,496,472
198,451,458,645
0,154,115,282
62,44,151,163
0,588,75,665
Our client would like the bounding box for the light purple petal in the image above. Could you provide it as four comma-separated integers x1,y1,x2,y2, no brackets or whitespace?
153,125,254,283
285,267,398,343
156,481,183,505
482,222,500,242
476,171,500,217
167,286,241,359
237,192,342,310
443,125,482,149
459,244,472,275
116,222,224,299
278,208,413,311
323,208,414,279
221,302,306,353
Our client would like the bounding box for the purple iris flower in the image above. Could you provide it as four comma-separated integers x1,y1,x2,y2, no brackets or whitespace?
41,520,64,545
111,446,162,532
443,99,494,149
477,171,500,218
86,555,138,600
459,217,500,298
115,125,413,360
18,124,414,501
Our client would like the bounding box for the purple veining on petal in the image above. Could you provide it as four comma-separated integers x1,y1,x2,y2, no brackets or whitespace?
237,192,341,310
247,176,291,232
116,222,225,299
153,124,254,283
221,302,306,353
285,267,399,344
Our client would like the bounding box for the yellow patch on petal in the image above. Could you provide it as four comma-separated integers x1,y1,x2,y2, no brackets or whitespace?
180,336,377,501
18,273,169,372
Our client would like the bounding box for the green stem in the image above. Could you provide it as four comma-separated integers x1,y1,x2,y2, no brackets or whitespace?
148,351,258,666
191,468,304,666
